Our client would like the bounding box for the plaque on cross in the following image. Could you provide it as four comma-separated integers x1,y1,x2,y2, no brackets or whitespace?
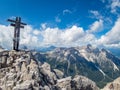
7,17,27,51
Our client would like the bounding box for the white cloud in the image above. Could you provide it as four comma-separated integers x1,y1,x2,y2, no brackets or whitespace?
102,0,120,14
90,10,99,17
0,25,42,49
62,26,84,42
76,33,97,46
0,24,97,49
89,10,103,20
0,18,119,49
100,0,120,14
20,25,42,49
55,16,61,23
41,25,85,46
0,25,13,49
41,27,61,44
87,19,103,33
41,23,47,29
110,0,120,13
33,30,41,35
63,9,72,15
98,17,120,46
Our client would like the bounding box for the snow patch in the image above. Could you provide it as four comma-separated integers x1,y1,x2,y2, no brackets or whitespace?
112,62,119,71
95,66,106,76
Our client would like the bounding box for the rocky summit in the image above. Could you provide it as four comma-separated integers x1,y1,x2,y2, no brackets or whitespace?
0,50,99,90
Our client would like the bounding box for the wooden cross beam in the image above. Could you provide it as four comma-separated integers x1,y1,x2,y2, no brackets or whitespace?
7,17,27,51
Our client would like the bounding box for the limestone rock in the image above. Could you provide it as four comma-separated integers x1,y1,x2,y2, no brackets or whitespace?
13,80,33,90
53,69,64,79
55,75,100,90
72,75,100,90
56,76,72,90
0,50,41,90
41,62,51,71
102,77,120,90
40,62,57,85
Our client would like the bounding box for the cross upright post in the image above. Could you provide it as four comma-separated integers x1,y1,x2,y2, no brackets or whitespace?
7,17,27,51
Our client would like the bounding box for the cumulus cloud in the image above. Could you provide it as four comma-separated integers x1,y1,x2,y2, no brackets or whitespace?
98,17,120,47
20,25,42,49
41,25,85,46
0,25,13,49
33,30,41,35
41,23,47,29
0,17,119,49
40,26,97,47
0,24,97,49
87,19,103,33
0,25,42,49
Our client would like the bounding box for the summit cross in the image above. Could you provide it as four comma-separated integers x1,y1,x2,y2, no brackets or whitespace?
7,17,27,51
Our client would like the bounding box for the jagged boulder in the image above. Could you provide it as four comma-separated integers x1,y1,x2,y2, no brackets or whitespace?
55,75,100,90
72,75,100,90
40,62,57,85
13,80,35,90
55,76,72,90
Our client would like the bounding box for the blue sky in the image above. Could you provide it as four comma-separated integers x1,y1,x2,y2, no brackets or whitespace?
0,0,120,50
0,0,116,29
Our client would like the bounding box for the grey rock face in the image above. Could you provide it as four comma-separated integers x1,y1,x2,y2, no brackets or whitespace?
0,50,99,90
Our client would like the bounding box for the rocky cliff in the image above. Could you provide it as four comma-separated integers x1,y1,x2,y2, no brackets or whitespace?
0,50,99,90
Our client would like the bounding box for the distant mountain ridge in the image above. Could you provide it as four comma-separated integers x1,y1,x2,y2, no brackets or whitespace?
20,45,56,52
37,44,120,88
19,44,120,58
